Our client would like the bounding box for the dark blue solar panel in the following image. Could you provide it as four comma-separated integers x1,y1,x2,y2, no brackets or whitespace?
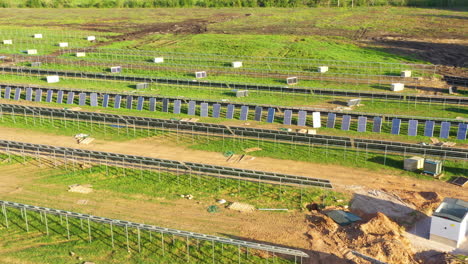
357,116,367,132
254,106,262,121
46,90,53,103
226,104,235,119
66,92,75,104
240,106,249,120
212,104,221,118
424,121,435,137
4,86,11,99
440,121,450,139
102,94,109,107
173,100,181,114
341,115,351,131
266,108,275,123
148,98,156,111
56,90,64,104
283,110,292,125
78,93,86,106
25,88,33,101
34,89,42,102
136,97,144,111
326,113,336,128
114,95,121,109
372,117,382,133
456,123,467,140
188,101,196,115
162,98,169,112
297,110,307,126
90,93,98,107
200,103,209,117
408,120,418,136
14,88,21,101
126,95,133,109
391,119,401,135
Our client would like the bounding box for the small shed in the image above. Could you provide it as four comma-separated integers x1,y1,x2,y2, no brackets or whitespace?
430,198,468,247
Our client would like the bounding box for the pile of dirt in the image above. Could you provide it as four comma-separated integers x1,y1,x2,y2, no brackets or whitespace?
68,184,93,194
305,212,417,264
390,190,443,215
227,202,256,213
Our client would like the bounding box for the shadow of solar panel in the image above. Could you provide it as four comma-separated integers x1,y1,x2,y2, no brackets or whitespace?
102,94,109,107
78,93,86,106
200,103,209,117
424,121,435,137
90,93,98,107
312,112,321,128
25,88,33,101
372,117,382,133
240,106,249,120
4,87,11,99
326,113,336,128
188,101,196,115
267,108,275,123
162,98,169,112
408,120,418,136
297,110,307,126
226,104,235,119
136,97,144,111
173,100,181,114
149,98,156,111
66,92,75,105
35,89,42,102
46,90,53,103
212,103,221,118
283,110,292,125
126,96,133,109
14,88,21,101
114,95,121,109
457,123,467,140
357,116,367,132
56,90,64,104
254,106,262,121
391,119,401,135
0,87,2,98
341,115,351,131
440,121,451,139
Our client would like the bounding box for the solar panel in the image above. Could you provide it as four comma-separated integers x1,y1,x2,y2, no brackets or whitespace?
34,89,43,102
4,86,11,99
391,119,401,135
56,90,64,104
14,88,21,101
114,95,121,109
240,106,249,121
254,106,262,121
66,92,75,105
188,101,196,115
162,98,169,112
408,120,418,136
456,123,467,140
46,90,53,103
341,115,351,131
297,110,307,126
173,99,181,114
372,117,382,133
266,108,275,123
283,110,292,125
424,121,435,137
357,116,367,132
25,88,33,101
212,103,221,118
226,104,235,119
90,93,98,107
78,92,86,106
312,112,321,128
148,98,156,111
102,94,109,108
126,95,133,109
326,113,336,128
136,97,144,111
440,121,450,139
200,103,209,117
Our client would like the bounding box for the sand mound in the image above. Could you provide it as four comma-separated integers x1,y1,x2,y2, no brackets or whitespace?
68,184,93,194
227,202,256,212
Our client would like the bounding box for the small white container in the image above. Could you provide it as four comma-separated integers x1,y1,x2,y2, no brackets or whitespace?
46,75,60,83
232,61,243,68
